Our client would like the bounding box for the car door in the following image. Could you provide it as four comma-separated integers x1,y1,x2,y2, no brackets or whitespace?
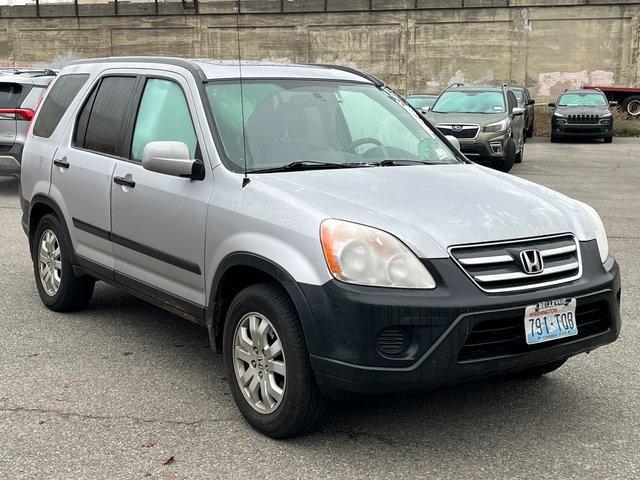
110,72,210,308
50,74,139,270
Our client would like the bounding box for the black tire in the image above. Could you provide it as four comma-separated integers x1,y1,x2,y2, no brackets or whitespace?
497,138,516,172
550,133,559,143
526,124,534,138
604,135,613,144
32,214,94,312
223,283,328,438
516,359,567,378
515,144,524,164
622,95,640,116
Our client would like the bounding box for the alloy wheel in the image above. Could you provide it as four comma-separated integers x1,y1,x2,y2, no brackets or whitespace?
38,230,62,296
626,99,640,116
233,312,286,414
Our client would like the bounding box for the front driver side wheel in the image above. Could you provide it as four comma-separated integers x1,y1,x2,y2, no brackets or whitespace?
223,283,328,438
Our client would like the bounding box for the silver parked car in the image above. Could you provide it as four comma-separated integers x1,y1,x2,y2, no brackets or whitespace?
0,69,57,176
20,58,621,438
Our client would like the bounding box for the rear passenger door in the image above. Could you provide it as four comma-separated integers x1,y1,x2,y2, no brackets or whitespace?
110,73,210,308
50,74,138,271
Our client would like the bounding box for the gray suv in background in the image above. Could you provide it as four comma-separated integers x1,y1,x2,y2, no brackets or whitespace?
0,69,56,176
425,84,526,172
20,58,621,438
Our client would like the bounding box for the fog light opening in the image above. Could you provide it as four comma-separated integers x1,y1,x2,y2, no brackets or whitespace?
489,142,503,155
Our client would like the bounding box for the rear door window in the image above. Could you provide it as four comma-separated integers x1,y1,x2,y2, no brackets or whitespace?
131,78,197,161
77,76,137,157
33,74,89,138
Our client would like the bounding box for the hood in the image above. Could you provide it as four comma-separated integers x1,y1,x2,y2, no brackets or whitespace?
425,111,507,127
251,164,594,259
555,105,610,116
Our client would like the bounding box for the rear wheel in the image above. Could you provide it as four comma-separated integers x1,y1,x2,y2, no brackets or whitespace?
604,135,613,144
32,214,94,311
550,133,559,143
526,124,534,138
223,283,328,438
622,95,640,116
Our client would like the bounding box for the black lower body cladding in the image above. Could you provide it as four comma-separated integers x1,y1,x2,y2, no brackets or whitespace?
298,240,621,395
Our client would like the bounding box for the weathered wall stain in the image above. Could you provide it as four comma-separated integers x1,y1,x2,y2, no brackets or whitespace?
0,2,637,100
538,70,616,97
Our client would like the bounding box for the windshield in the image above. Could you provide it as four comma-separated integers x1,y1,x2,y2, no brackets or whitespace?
205,80,459,172
558,92,607,107
407,95,437,109
432,90,505,114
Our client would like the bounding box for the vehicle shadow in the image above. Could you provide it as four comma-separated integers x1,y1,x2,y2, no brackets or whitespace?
84,281,600,451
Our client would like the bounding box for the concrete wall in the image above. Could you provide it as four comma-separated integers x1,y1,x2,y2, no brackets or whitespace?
1,1,639,100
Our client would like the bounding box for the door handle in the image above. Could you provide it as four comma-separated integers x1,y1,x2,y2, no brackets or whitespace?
53,157,69,169
113,176,135,188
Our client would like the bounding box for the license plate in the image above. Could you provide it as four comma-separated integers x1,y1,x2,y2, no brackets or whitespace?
524,298,577,345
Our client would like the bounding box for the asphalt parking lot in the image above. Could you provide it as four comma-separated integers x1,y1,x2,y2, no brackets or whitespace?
0,138,638,480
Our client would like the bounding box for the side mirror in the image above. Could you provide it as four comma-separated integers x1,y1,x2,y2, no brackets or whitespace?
548,102,556,108
141,141,201,179
420,106,430,113
528,99,535,105
512,107,525,116
609,100,618,107
445,135,461,151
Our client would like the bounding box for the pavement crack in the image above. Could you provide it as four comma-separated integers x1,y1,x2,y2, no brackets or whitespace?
0,405,236,426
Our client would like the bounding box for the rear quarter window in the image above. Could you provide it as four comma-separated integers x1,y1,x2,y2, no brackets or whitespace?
33,74,89,139
0,82,23,108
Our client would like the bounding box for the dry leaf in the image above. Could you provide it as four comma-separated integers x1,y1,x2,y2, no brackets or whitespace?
141,440,157,448
162,456,175,466
123,351,133,356
165,474,178,480
26,353,39,358
62,381,73,388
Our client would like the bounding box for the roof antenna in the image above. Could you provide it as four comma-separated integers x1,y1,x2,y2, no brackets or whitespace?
236,0,250,187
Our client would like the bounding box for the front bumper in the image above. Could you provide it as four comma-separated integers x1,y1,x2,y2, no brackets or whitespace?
300,240,621,395
459,133,507,162
552,119,612,138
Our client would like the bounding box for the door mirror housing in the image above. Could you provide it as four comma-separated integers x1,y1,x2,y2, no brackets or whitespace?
141,141,202,179
548,102,556,108
609,100,618,107
445,135,461,151
527,99,535,105
512,107,525,116
420,106,430,114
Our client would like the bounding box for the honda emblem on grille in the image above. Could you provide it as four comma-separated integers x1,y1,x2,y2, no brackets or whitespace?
520,249,544,274
452,125,463,132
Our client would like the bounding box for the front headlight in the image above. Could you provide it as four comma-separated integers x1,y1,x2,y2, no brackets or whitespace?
578,202,609,263
320,219,436,289
483,119,508,133
602,112,612,118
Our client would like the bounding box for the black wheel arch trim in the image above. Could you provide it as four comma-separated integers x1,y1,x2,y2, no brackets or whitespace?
206,252,318,355
27,194,78,264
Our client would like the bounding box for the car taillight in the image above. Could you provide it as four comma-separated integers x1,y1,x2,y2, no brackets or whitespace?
0,108,35,121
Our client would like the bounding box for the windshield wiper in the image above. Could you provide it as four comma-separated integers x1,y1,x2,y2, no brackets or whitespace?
248,160,365,173
372,159,443,166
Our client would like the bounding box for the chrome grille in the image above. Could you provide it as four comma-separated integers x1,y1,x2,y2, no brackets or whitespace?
449,234,582,293
568,114,599,124
436,124,479,139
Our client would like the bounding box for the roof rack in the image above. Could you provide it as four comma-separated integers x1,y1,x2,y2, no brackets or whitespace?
310,64,385,87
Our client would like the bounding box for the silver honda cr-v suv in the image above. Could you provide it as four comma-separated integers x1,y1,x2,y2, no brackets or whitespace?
20,57,621,438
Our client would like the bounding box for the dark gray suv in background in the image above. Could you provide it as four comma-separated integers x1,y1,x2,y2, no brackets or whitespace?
549,89,615,143
0,69,56,176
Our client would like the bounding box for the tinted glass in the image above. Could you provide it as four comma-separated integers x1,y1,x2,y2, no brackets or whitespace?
131,78,197,161
511,89,524,106
33,74,88,138
83,76,137,156
0,83,22,108
558,92,607,107
432,91,505,114
206,80,458,172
